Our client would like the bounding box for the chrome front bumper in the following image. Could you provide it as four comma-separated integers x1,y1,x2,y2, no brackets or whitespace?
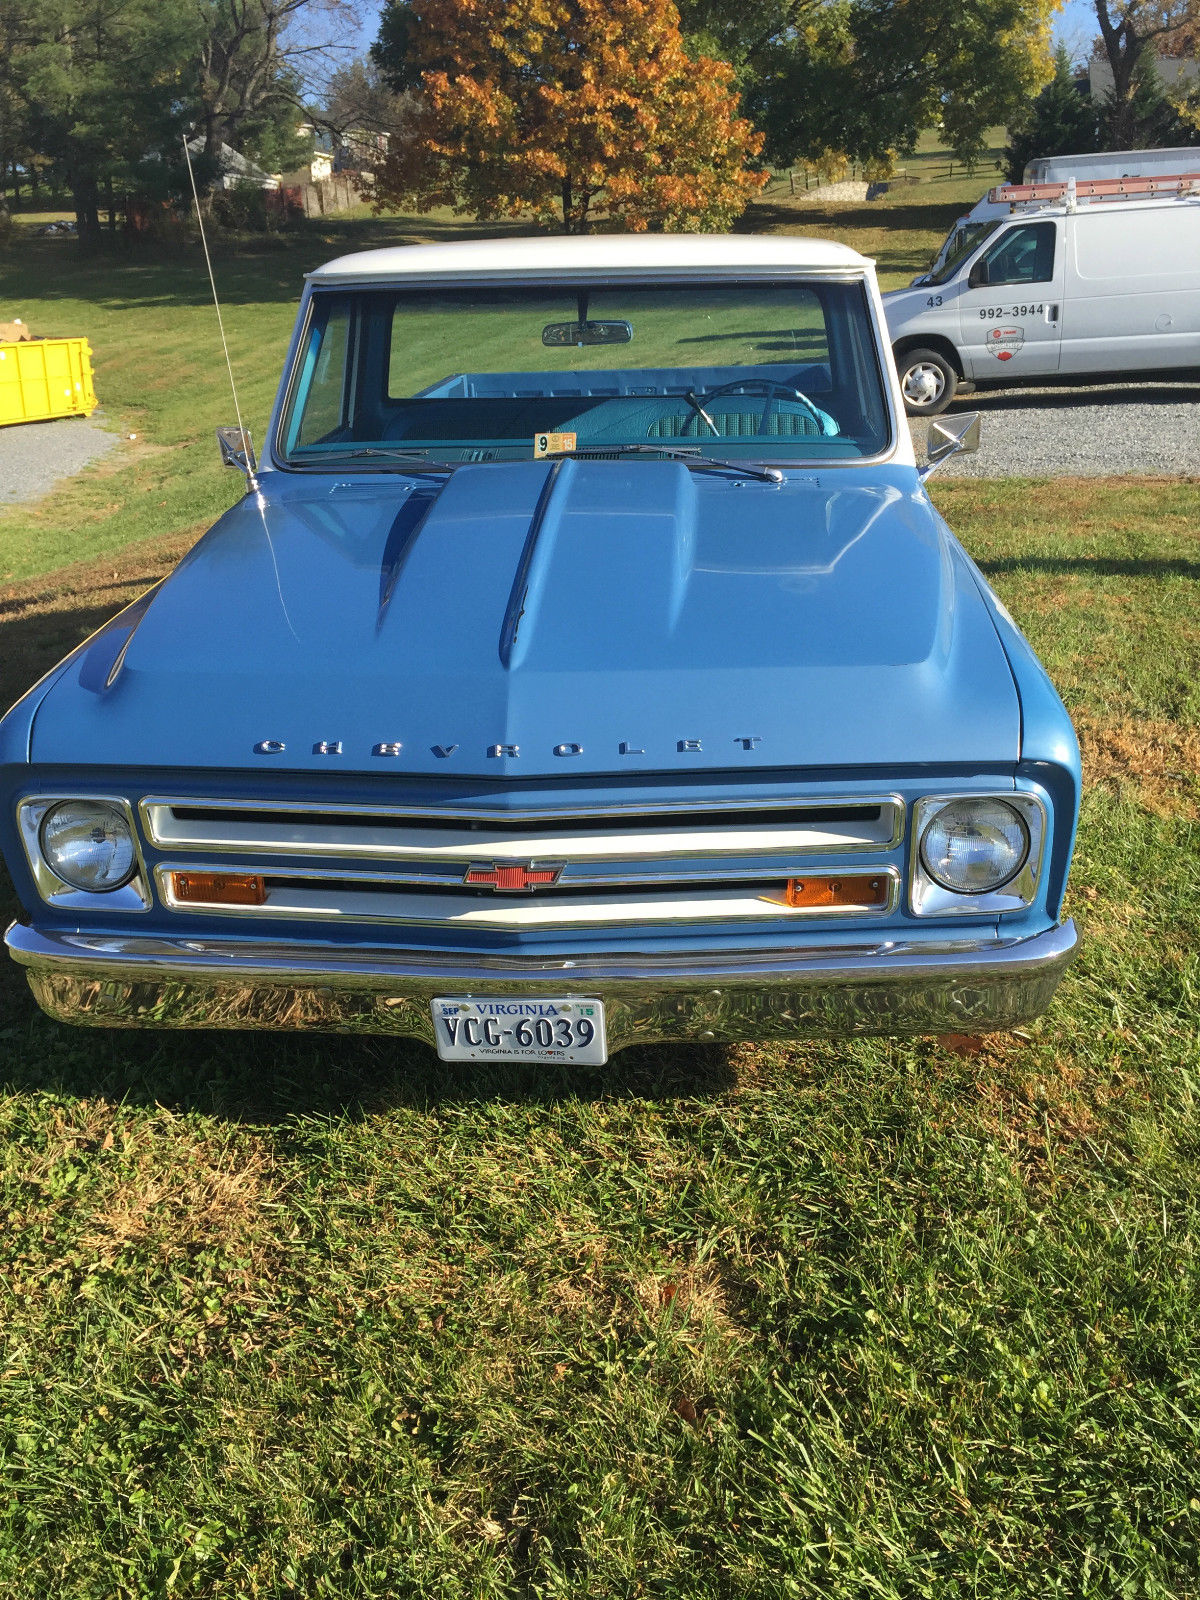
6,920,1078,1050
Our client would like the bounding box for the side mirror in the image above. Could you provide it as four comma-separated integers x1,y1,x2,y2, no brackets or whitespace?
217,425,257,477
967,260,987,289
919,412,981,480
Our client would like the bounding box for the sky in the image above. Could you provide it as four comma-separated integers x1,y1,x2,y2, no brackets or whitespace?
1053,0,1101,66
342,0,386,60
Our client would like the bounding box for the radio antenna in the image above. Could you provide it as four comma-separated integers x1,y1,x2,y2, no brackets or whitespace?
182,133,259,494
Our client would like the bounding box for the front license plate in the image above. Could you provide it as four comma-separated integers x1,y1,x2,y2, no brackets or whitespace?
431,997,607,1064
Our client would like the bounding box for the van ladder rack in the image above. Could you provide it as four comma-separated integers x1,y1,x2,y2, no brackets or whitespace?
989,173,1200,207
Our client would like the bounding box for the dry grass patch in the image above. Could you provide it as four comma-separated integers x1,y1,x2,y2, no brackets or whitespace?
1076,711,1200,819
78,1117,280,1268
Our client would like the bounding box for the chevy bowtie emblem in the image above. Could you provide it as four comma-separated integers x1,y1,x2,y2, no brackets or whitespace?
464,861,565,893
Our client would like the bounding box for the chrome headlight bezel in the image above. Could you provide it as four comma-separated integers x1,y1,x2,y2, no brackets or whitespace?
909,793,1047,917
17,795,150,910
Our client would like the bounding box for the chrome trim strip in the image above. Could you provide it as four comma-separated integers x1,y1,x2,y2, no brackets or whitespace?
6,919,1079,1047
908,792,1047,917
16,794,151,912
139,794,906,860
154,863,902,928
152,857,900,893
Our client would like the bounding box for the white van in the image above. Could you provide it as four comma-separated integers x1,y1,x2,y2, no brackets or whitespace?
884,186,1200,414
918,147,1200,286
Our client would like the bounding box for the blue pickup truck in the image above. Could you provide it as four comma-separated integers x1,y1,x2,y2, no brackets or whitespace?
0,235,1079,1066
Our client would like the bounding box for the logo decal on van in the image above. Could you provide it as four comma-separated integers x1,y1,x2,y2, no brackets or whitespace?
989,327,1024,361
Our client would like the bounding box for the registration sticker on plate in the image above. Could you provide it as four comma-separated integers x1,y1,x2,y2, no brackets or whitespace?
431,997,607,1064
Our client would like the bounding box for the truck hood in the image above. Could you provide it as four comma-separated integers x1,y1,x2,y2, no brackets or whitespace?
29,460,1019,777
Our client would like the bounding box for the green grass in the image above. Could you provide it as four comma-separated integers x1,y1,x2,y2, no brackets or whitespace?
2,178,1199,1598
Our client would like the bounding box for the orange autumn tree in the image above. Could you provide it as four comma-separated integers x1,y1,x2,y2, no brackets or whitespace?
372,0,767,233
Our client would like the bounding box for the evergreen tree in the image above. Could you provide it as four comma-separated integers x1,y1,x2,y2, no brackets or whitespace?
1005,44,1102,183
1103,56,1200,149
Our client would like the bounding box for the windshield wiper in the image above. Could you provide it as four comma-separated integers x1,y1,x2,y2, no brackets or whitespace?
292,447,458,474
541,443,783,483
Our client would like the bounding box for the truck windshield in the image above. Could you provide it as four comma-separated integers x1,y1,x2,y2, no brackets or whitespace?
926,221,1002,286
278,279,892,469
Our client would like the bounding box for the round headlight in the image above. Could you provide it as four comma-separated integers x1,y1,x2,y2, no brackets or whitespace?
39,801,136,893
919,798,1029,894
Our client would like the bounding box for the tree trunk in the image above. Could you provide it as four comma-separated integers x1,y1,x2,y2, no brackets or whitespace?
1094,0,1142,145
71,175,102,248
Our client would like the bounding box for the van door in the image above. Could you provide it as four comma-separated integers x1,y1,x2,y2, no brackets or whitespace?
956,220,1064,379
1063,203,1200,374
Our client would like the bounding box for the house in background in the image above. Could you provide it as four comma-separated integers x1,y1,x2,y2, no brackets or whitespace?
1088,55,1200,100
185,136,278,191
292,125,334,184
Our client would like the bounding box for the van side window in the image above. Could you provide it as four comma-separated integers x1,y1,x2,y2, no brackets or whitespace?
976,222,1056,287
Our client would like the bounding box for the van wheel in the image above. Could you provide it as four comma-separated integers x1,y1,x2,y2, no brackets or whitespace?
897,348,958,416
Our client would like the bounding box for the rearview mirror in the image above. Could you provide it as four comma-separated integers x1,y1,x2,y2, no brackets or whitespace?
967,260,987,289
542,320,633,347
919,412,981,480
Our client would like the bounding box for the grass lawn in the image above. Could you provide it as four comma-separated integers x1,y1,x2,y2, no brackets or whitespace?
2,176,1199,1597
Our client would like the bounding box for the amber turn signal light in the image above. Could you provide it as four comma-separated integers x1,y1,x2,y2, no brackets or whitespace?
784,874,888,910
170,870,267,906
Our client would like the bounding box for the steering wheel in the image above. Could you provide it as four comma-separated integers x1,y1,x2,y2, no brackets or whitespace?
681,378,827,437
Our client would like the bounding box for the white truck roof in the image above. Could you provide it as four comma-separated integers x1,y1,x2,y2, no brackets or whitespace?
1025,146,1200,183
307,234,872,284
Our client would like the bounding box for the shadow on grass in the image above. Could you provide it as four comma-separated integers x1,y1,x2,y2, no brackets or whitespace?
0,601,129,714
741,197,970,237
0,213,542,310
978,555,1200,579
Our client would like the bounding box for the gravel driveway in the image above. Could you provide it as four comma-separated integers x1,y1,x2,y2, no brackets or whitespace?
0,414,119,505
909,377,1200,477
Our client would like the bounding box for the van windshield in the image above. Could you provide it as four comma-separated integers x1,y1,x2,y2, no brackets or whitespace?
278,279,892,469
926,221,1002,286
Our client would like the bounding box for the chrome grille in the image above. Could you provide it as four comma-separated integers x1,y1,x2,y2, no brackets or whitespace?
141,795,904,930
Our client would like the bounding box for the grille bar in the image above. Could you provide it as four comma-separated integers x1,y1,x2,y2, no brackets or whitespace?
156,865,901,929
141,795,903,864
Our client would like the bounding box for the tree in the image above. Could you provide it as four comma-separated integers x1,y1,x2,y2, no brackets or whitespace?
1092,0,1198,144
194,0,355,170
370,0,767,234
0,0,198,243
674,0,1062,168
1005,43,1102,181
323,56,409,139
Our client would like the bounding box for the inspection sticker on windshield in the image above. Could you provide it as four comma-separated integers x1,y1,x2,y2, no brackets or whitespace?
533,431,576,458
432,996,607,1064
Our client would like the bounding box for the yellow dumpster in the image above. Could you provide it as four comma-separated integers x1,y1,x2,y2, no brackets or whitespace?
0,336,98,426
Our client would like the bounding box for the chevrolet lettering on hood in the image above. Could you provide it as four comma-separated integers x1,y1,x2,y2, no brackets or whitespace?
0,234,1080,1063
252,737,766,759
